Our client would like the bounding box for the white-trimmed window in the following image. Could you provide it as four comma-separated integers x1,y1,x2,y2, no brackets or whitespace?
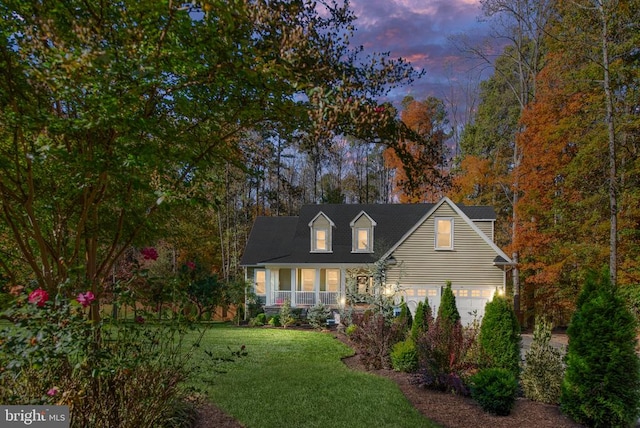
435,218,454,250
356,228,370,251
254,270,266,295
321,269,340,292
315,229,328,251
299,269,315,292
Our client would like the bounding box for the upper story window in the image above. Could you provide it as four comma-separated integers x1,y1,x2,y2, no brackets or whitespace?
309,212,334,252
350,211,376,253
356,228,370,251
435,217,454,250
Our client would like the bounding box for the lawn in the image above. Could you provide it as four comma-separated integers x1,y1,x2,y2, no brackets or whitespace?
187,324,438,428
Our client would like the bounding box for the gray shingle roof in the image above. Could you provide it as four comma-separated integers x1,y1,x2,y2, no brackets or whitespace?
240,202,496,266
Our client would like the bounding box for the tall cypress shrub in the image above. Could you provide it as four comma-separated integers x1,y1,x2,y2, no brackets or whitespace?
411,300,433,340
561,269,640,427
396,297,413,331
479,295,521,378
438,281,460,325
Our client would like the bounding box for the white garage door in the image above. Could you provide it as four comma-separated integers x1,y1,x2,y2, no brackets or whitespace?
452,287,495,325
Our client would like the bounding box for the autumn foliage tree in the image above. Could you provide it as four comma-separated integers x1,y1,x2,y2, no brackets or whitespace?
385,96,451,202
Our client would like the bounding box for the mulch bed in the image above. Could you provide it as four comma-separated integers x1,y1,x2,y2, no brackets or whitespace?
193,332,583,428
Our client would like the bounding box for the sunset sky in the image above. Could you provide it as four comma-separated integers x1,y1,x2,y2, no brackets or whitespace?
347,0,498,116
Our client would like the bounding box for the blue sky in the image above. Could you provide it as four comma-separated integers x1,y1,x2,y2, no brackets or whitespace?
347,0,498,120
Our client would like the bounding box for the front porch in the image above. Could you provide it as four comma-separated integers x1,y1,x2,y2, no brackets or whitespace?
252,267,347,308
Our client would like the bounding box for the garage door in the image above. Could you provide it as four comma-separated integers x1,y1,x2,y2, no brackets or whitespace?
452,287,495,325
402,286,440,319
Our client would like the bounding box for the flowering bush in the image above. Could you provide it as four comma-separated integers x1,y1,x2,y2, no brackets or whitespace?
0,284,203,427
141,246,159,261
28,288,49,307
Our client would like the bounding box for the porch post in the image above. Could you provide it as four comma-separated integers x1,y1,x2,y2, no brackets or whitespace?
265,269,272,306
291,268,297,307
315,269,320,305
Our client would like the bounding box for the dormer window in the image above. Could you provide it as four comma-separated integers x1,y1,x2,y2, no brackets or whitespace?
309,212,334,253
356,228,370,251
350,211,376,253
315,228,328,251
435,217,454,250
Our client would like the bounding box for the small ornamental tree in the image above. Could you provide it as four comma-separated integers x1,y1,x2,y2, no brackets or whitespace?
479,295,521,378
411,300,433,340
561,269,640,427
438,281,460,326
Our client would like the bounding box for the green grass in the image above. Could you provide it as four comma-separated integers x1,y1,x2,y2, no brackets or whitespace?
187,325,439,428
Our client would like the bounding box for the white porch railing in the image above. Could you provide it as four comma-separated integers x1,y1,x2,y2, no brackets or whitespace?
272,291,292,305
319,292,340,306
296,291,316,306
269,291,341,307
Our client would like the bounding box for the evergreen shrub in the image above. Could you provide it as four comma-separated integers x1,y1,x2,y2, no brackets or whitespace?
268,314,281,327
520,318,563,404
470,367,518,416
438,281,460,325
561,269,640,427
411,300,433,340
308,302,331,329
479,295,521,378
396,298,413,333
279,299,295,328
390,338,418,372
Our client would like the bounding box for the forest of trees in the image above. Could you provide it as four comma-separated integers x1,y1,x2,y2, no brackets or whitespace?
1,0,638,326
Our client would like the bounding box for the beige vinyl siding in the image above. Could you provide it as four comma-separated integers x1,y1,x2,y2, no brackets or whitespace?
353,215,371,228
472,220,494,241
386,203,504,288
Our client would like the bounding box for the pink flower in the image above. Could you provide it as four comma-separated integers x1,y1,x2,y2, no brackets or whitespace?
76,291,95,307
28,288,49,307
186,261,196,270
47,387,58,396
135,315,145,324
141,247,158,261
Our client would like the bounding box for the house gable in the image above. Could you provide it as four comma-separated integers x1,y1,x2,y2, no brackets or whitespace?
383,197,511,288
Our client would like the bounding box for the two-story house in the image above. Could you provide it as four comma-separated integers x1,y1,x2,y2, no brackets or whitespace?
240,197,513,325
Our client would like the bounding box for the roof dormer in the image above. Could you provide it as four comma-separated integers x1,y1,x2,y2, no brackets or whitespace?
309,212,334,253
350,211,376,253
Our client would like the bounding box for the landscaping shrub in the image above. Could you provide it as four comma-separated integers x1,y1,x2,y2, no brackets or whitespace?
308,301,331,329
479,295,521,378
249,313,267,326
390,338,418,372
349,311,406,370
438,281,460,325
414,315,479,395
395,298,412,333
0,285,202,427
470,368,518,416
520,318,563,404
345,323,357,336
279,299,295,328
561,269,640,427
411,300,433,340
268,314,281,327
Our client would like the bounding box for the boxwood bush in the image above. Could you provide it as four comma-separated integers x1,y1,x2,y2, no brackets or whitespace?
470,367,518,416
390,338,418,372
